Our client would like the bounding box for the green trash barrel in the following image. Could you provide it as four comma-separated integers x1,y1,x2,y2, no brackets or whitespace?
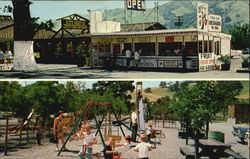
208,131,225,143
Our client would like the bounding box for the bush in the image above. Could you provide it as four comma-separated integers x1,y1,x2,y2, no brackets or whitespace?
145,87,152,93
241,56,250,68
218,55,231,65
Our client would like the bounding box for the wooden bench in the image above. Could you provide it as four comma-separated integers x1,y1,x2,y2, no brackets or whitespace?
224,149,246,159
180,147,195,159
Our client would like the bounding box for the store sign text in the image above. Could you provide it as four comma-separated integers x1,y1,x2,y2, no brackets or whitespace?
62,19,88,29
199,53,215,71
126,0,146,11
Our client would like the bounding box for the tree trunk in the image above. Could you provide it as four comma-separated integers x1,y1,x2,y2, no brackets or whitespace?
206,121,209,139
13,41,39,72
194,129,200,159
12,0,39,72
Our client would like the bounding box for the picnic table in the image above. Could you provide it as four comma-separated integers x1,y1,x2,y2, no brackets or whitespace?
199,139,230,159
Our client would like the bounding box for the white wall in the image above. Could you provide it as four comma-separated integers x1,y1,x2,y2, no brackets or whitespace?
96,21,120,33
90,11,120,33
221,38,231,56
90,11,102,33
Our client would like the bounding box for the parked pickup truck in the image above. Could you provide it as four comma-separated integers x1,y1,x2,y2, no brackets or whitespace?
232,126,250,143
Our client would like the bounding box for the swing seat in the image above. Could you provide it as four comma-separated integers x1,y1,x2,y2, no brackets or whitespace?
107,135,122,142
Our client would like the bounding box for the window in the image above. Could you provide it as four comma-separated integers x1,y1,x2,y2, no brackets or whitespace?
185,42,198,55
113,44,121,56
105,43,111,53
198,41,203,53
215,41,220,55
99,43,105,52
204,41,208,53
159,42,182,56
135,43,155,56
208,41,212,53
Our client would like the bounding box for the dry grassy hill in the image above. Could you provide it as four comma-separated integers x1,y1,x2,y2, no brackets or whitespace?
129,81,249,102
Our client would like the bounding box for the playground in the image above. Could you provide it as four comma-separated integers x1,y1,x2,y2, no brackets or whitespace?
0,81,249,158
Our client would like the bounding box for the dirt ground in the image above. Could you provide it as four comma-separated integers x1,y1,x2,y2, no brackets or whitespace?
0,118,249,159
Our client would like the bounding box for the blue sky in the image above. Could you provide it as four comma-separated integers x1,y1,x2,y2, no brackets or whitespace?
0,1,165,20
18,80,172,89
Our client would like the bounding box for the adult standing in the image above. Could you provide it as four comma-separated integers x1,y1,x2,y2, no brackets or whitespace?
131,109,139,142
6,50,13,69
125,49,132,68
53,111,68,151
0,49,4,65
134,50,140,68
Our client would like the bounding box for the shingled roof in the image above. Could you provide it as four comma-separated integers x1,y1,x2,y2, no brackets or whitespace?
121,22,166,32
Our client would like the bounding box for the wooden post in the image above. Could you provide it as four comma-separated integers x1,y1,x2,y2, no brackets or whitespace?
162,114,165,128
4,116,9,156
26,122,29,144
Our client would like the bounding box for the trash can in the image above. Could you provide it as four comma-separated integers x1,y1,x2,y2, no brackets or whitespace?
208,131,225,143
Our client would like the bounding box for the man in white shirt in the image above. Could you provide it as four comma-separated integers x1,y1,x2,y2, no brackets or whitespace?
134,134,153,159
125,49,132,68
134,50,140,67
131,109,139,142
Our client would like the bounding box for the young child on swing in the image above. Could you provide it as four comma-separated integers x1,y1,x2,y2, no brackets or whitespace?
78,125,97,159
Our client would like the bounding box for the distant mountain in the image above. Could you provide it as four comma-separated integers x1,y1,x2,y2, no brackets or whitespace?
99,0,249,31
42,1,249,32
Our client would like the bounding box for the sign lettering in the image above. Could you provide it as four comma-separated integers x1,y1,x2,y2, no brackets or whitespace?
62,19,88,29
126,0,146,11
199,53,215,71
208,14,221,32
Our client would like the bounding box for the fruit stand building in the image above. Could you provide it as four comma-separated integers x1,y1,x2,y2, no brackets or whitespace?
90,2,232,72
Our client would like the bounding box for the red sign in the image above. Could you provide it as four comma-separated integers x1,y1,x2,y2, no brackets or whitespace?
165,36,174,43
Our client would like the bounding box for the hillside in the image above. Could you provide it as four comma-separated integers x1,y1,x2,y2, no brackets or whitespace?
129,81,249,102
96,0,249,31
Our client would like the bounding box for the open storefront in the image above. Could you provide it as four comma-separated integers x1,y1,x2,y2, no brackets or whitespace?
91,29,231,72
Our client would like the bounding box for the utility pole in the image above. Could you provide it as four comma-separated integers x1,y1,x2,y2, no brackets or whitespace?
175,16,183,29
156,0,159,23
131,11,133,24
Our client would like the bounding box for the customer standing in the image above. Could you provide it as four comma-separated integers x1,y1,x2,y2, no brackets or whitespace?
134,50,140,68
125,49,131,68
131,109,139,142
0,49,4,65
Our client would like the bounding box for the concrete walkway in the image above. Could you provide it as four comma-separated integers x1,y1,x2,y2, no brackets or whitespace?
0,56,248,79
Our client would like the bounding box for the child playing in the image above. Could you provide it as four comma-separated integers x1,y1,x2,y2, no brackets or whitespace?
133,134,153,159
35,117,44,145
115,135,132,154
103,137,117,159
145,124,155,142
78,125,97,159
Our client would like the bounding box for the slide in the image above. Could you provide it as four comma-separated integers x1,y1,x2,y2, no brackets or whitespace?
138,98,145,131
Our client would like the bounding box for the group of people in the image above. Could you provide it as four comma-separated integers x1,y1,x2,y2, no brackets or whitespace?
52,110,155,159
0,49,13,69
125,49,141,68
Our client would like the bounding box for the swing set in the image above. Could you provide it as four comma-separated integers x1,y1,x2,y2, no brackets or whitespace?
57,101,140,156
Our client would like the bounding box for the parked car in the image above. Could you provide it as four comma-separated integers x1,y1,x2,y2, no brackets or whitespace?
232,126,250,143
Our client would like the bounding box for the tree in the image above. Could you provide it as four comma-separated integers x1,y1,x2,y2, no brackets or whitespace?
0,81,32,119
159,81,167,88
4,0,53,72
144,87,151,93
172,81,243,158
227,24,250,50
25,81,63,119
